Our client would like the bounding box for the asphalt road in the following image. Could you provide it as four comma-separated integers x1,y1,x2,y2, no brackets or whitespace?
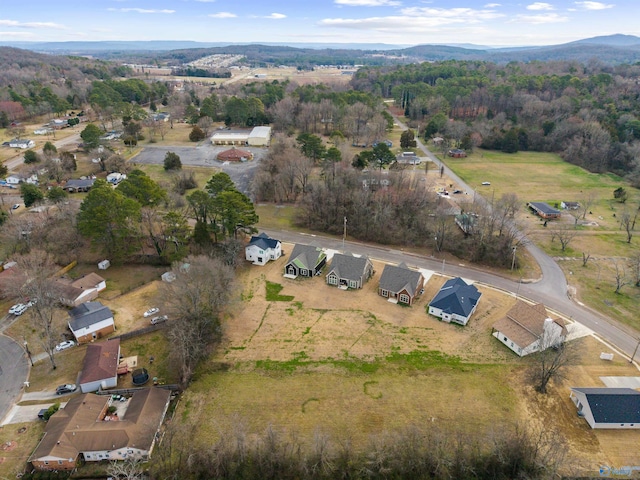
0,334,29,425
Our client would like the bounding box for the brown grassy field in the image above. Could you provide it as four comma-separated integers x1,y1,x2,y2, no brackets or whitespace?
177,250,640,476
0,421,45,477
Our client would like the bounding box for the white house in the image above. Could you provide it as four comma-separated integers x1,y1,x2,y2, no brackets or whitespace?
106,172,126,185
570,388,640,429
29,387,172,471
492,300,567,356
68,301,115,343
56,273,107,307
245,232,282,266
428,277,482,326
9,139,35,149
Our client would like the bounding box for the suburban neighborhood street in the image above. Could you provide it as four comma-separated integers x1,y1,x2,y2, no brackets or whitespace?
0,334,29,425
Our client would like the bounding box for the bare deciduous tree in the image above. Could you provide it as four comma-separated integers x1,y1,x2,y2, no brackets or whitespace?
106,458,145,480
530,326,580,394
614,259,630,294
160,255,236,386
619,206,638,244
550,225,577,252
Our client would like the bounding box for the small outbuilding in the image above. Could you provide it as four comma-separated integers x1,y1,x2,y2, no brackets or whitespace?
98,260,110,270
217,147,253,162
447,149,467,158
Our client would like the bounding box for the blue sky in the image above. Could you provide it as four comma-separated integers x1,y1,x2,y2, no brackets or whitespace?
0,1,638,46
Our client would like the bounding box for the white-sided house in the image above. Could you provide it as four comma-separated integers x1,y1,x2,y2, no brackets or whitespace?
428,277,482,326
5,174,22,185
9,138,35,149
78,338,120,393
491,300,567,356
245,232,282,266
106,172,126,185
68,301,115,344
570,388,640,429
56,273,106,307
29,387,172,471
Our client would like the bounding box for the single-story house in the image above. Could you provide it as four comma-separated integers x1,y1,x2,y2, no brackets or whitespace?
570,388,640,429
79,338,120,393
561,201,580,210
284,244,327,278
448,149,467,158
528,202,561,219
378,262,424,306
34,128,53,135
56,273,106,307
247,126,272,146
428,277,482,326
64,178,95,193
29,387,172,471
492,300,567,356
325,253,374,289
6,173,38,185
245,232,282,266
68,301,115,344
217,147,254,162
151,112,170,122
211,131,250,146
9,138,35,149
161,271,176,283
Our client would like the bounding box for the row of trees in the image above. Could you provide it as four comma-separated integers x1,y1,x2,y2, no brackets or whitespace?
351,60,640,182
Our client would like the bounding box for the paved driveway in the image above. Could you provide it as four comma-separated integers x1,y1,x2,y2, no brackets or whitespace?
0,334,29,425
131,143,266,196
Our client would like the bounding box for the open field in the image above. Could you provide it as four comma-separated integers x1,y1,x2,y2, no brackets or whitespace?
439,147,640,327
178,252,640,477
0,421,44,477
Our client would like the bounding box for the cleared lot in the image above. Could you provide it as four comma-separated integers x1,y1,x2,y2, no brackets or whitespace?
131,144,266,195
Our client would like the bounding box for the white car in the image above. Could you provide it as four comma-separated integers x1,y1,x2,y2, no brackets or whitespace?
481,181,491,186
11,203,20,210
9,304,25,314
12,304,28,316
151,315,168,325
143,307,159,318
55,340,76,352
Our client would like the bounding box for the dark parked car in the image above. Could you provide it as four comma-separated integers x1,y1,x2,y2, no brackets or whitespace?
55,384,77,395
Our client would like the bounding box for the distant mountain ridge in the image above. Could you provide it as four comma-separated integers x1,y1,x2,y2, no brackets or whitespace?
2,34,640,65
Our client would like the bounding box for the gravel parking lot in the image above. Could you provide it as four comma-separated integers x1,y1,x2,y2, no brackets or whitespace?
131,144,266,195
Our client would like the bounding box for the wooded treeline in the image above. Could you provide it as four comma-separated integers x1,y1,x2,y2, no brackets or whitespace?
351,60,640,184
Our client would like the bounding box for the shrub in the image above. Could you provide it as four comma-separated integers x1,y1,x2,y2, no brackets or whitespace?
189,126,205,142
24,149,39,164
164,151,182,171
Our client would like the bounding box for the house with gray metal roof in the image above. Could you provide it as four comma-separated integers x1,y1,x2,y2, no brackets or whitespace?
245,232,282,266
378,262,424,306
64,178,95,193
570,388,640,429
68,301,115,344
528,202,561,219
325,253,373,289
428,277,482,326
284,244,327,278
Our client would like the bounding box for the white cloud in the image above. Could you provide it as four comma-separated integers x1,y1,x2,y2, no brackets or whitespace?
107,8,175,14
0,19,66,29
526,2,554,10
484,3,501,7
208,12,236,18
512,12,568,23
195,0,216,2
574,1,614,10
0,31,33,37
264,13,286,19
335,0,402,6
321,7,505,31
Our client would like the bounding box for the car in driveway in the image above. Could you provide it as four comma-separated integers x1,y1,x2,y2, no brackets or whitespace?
56,384,77,395
12,304,28,316
151,315,168,325
9,304,25,315
55,340,76,352
11,203,20,210
143,307,159,318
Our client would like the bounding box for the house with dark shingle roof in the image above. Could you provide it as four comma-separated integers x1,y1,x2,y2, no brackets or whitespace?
68,301,114,344
528,202,561,219
55,272,106,307
245,232,282,266
284,244,326,278
325,253,373,289
79,338,120,393
64,178,95,193
29,387,171,471
378,262,424,306
570,388,640,429
492,300,567,356
428,277,482,326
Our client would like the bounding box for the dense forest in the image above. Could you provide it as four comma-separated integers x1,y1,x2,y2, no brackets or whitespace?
350,60,640,184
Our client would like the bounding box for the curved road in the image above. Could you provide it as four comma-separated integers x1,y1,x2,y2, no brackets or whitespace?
0,334,29,424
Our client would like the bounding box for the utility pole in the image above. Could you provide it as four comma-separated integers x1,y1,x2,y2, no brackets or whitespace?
630,337,640,364
342,216,347,250
511,245,517,271
23,340,33,367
